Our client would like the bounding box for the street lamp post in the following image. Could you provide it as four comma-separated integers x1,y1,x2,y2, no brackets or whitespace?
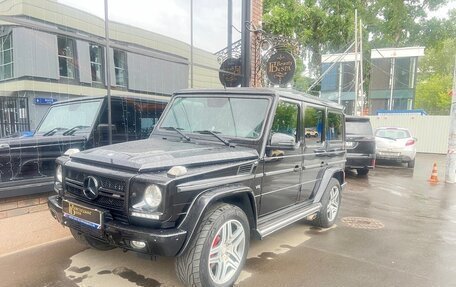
104,0,112,145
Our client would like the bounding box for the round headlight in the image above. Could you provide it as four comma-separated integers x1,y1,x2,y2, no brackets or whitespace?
144,185,162,208
56,165,63,183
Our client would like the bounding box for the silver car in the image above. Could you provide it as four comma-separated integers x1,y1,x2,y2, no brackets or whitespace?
375,127,417,168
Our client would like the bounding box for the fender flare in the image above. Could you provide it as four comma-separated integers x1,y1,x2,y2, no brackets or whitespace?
176,184,256,256
312,167,345,204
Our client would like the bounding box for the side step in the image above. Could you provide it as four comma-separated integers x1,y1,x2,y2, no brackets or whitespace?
256,202,322,239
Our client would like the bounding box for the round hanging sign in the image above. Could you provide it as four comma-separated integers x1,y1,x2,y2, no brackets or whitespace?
219,58,242,87
266,51,296,85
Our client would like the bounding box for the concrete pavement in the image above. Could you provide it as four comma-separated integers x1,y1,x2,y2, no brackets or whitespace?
0,153,454,287
0,208,70,256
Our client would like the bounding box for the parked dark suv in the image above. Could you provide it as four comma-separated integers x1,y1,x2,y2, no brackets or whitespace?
48,88,346,287
345,116,376,176
0,95,166,198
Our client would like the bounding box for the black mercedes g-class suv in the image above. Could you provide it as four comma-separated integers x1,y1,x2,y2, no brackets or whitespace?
0,95,166,198
49,88,346,287
345,116,376,176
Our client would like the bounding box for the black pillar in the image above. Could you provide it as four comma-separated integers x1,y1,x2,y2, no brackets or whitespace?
241,0,251,87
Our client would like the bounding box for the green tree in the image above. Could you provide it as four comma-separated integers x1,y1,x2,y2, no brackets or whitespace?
415,38,456,115
366,0,448,48
415,74,452,115
418,38,456,80
262,0,451,81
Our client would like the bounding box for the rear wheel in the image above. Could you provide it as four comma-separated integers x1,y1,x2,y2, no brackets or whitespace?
176,203,249,287
407,158,415,168
312,178,341,228
356,168,369,176
70,228,115,251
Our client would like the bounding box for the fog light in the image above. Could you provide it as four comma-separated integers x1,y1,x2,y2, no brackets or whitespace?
130,240,146,249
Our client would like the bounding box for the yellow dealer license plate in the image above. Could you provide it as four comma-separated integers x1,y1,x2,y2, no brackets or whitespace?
63,200,103,230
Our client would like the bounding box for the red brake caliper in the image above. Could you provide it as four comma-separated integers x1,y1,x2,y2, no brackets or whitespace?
212,234,221,248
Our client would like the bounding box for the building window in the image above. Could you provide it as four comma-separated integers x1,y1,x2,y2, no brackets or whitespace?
0,33,13,80
114,49,127,87
90,44,103,83
58,36,76,79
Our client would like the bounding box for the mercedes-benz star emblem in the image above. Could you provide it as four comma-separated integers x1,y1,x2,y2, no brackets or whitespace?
83,176,99,200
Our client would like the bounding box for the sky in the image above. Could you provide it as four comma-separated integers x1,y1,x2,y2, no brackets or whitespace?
58,0,243,53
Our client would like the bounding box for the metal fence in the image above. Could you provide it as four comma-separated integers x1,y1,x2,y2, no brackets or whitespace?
369,115,451,154
0,97,30,137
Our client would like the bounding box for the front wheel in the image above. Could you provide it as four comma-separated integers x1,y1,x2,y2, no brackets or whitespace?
312,178,341,228
176,203,250,287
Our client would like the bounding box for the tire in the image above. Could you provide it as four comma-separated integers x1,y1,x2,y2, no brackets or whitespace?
407,158,415,168
70,228,115,251
176,203,250,287
356,168,369,176
313,178,341,228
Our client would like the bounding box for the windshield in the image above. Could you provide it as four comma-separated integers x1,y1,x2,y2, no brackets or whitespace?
375,128,410,139
35,100,103,135
158,97,270,140
346,121,373,135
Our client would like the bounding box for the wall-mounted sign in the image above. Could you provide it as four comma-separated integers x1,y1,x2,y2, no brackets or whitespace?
34,98,57,105
266,51,296,85
219,58,242,87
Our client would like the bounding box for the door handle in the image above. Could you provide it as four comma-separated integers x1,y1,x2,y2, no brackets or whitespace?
327,148,345,157
293,165,301,172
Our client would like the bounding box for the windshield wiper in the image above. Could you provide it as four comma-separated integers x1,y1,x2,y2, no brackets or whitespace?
194,130,233,147
161,126,191,141
62,125,91,136
42,127,66,136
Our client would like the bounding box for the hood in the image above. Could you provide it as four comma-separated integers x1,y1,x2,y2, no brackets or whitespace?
70,137,259,172
0,134,86,150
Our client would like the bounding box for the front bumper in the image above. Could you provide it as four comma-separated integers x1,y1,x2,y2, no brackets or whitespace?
48,195,187,256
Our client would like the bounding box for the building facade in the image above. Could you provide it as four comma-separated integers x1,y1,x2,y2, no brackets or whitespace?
368,47,424,115
0,0,221,135
320,52,358,115
320,47,424,115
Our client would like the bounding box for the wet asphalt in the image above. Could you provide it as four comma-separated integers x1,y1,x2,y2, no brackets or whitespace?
0,153,454,287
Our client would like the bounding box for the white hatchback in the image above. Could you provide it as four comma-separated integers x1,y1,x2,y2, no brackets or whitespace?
375,127,417,168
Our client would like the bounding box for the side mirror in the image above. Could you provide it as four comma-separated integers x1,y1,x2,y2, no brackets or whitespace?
96,123,117,133
413,137,418,142
268,133,297,150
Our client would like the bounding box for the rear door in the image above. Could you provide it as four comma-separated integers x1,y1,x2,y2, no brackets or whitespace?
299,104,326,202
326,110,346,168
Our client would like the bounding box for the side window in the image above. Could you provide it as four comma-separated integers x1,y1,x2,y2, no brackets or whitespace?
271,100,299,142
303,105,325,146
94,98,166,146
327,111,344,141
132,99,166,139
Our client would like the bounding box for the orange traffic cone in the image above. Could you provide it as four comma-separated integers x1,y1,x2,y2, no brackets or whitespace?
428,162,439,184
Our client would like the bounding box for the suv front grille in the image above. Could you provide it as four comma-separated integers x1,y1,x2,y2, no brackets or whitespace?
64,169,128,223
